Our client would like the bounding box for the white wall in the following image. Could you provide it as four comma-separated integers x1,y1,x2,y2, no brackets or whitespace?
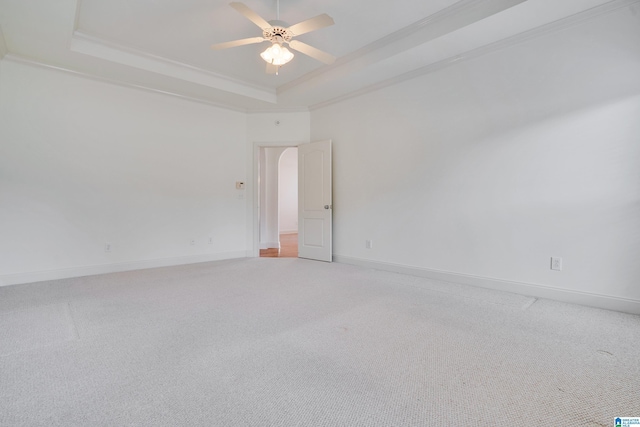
311,7,640,312
278,147,298,234
247,112,310,144
259,146,287,248
0,59,248,285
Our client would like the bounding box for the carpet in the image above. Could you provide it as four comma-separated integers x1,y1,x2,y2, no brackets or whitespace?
0,258,638,426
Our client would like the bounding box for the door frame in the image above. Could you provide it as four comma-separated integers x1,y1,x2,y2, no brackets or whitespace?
251,140,304,258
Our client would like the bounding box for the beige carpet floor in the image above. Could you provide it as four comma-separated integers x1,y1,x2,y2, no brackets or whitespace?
1,258,638,426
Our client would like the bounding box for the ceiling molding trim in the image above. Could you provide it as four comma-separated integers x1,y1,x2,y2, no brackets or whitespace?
247,107,310,114
3,54,249,113
70,31,277,104
0,23,8,60
310,0,640,111
278,0,526,96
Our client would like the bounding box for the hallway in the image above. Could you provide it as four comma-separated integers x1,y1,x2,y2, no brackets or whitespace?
260,233,298,258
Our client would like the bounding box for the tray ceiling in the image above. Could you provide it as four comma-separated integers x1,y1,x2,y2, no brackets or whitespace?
0,0,632,111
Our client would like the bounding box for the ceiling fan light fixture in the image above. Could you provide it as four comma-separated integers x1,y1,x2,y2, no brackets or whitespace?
260,43,294,66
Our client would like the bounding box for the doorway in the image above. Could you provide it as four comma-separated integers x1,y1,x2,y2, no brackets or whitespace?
259,146,298,258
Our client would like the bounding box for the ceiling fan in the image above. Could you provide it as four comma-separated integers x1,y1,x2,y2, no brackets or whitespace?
211,1,336,74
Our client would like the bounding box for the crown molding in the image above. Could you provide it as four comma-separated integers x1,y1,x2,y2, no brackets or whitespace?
70,30,277,104
278,0,526,97
3,54,313,114
70,0,306,112
247,107,310,114
3,54,250,113
72,0,275,103
310,0,640,111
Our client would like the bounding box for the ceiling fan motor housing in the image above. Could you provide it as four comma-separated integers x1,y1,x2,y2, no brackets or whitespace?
264,20,293,43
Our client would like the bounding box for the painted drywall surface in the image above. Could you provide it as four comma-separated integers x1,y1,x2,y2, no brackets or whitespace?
0,59,247,280
247,112,310,143
311,7,640,301
278,147,298,233
260,146,287,248
258,147,267,247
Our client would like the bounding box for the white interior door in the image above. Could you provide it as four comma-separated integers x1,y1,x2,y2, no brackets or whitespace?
298,140,332,262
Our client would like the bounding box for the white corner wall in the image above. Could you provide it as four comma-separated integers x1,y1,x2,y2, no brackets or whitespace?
260,146,288,248
278,147,298,234
311,7,640,313
247,112,310,144
0,59,248,285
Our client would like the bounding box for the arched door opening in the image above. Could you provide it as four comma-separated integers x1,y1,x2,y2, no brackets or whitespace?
259,146,298,258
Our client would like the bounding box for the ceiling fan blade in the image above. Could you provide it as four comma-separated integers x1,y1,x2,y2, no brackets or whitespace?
229,2,272,30
211,37,266,50
287,14,334,36
266,63,278,74
288,40,336,64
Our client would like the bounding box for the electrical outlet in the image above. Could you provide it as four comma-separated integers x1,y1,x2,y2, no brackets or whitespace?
551,257,562,271
208,237,213,245
366,240,373,249
104,243,112,253
190,239,195,246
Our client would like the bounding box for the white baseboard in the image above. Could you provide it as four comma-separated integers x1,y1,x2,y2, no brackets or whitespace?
260,241,280,250
333,255,640,315
279,230,297,235
0,251,247,287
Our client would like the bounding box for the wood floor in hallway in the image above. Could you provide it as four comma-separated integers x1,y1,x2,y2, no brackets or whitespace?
260,233,298,258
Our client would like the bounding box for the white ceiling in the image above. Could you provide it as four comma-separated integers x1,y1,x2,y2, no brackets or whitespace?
0,0,629,111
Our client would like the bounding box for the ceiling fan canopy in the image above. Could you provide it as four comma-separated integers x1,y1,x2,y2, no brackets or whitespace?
211,1,336,74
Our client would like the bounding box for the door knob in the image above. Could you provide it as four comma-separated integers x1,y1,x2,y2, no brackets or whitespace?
324,205,331,209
